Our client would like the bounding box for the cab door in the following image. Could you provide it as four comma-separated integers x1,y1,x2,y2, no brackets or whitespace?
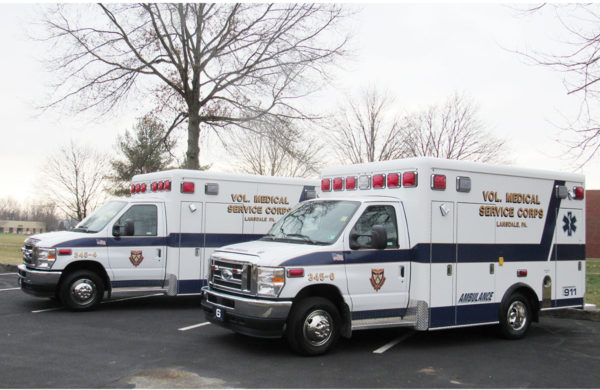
107,203,167,288
344,203,410,326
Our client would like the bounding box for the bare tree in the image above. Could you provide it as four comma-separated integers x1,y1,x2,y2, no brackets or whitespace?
517,4,600,165
401,93,507,163
225,118,323,177
41,4,349,169
329,87,406,164
43,141,109,221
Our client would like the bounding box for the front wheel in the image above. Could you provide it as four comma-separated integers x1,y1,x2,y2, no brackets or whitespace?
285,297,341,356
499,293,532,339
59,270,104,311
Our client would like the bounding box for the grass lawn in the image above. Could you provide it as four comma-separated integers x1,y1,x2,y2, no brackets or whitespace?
0,233,598,307
0,234,27,265
586,258,600,307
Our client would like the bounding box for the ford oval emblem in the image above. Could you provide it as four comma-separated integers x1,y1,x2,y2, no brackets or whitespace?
222,269,233,281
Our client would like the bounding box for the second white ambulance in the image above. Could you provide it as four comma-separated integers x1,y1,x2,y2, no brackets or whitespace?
201,157,586,355
18,169,317,310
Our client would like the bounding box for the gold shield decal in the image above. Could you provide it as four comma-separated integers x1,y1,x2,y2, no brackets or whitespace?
129,250,144,267
370,268,386,291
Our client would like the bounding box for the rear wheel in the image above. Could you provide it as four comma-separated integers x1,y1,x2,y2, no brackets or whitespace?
285,297,340,355
59,270,104,311
499,293,532,339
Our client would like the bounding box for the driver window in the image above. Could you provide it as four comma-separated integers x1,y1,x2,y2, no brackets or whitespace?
117,205,157,236
352,205,398,249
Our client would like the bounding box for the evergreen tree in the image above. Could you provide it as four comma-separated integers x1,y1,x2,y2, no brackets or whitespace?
108,114,177,196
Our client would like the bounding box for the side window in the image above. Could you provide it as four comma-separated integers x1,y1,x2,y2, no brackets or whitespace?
351,205,398,249
117,205,157,236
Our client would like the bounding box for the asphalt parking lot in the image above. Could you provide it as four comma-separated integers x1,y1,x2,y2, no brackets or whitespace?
1,272,599,388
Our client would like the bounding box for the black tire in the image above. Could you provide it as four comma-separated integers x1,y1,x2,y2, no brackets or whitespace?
284,297,341,356
499,292,532,339
59,270,104,311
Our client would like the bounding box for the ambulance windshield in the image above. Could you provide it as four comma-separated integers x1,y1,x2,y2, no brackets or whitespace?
73,201,127,233
262,200,360,245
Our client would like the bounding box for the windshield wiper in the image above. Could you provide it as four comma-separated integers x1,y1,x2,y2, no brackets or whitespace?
284,233,322,245
72,226,90,233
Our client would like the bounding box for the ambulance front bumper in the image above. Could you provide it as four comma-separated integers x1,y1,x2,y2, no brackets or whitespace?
201,287,292,338
17,264,62,297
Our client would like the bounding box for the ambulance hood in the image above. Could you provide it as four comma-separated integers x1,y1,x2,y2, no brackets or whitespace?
25,231,97,248
214,239,329,267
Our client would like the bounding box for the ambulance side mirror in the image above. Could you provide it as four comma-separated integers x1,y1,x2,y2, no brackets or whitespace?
371,225,388,250
112,219,135,237
349,225,388,250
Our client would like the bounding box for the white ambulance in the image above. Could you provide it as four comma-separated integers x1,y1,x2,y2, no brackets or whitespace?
201,157,586,355
18,169,317,310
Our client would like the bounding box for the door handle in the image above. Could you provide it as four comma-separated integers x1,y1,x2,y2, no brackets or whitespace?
447,264,453,276
157,248,162,257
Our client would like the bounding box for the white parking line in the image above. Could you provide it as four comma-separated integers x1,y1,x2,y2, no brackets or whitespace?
102,293,162,304
178,322,211,331
0,287,20,292
373,331,415,354
32,293,163,313
32,307,62,313
0,273,17,276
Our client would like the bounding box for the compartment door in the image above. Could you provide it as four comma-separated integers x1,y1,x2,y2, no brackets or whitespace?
178,201,204,293
429,201,456,328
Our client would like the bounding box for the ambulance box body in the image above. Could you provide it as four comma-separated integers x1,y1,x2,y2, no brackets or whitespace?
18,169,317,310
201,158,585,355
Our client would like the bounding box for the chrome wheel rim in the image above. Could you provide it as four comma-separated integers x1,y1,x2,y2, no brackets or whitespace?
71,279,96,305
303,309,333,347
507,301,527,331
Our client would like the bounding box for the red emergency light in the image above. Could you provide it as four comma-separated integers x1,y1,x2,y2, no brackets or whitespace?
321,179,331,192
403,172,417,187
140,183,147,193
135,184,141,193
287,268,304,278
387,173,400,188
181,182,195,194
345,176,356,190
432,174,446,190
151,182,157,192
158,181,164,191
373,174,385,189
574,186,584,200
164,180,171,191
58,249,71,256
130,184,135,194
333,178,343,191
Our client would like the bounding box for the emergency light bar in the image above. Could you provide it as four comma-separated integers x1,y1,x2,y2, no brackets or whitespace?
131,180,172,194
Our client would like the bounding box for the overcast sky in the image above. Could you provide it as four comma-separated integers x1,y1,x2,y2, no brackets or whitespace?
0,3,596,205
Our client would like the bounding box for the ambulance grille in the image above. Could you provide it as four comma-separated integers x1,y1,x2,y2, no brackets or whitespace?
22,238,39,266
210,258,253,294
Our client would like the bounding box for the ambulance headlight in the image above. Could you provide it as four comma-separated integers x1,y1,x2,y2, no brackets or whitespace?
256,267,285,297
34,247,56,269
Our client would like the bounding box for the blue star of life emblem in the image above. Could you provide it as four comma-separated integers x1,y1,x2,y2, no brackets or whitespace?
562,212,577,236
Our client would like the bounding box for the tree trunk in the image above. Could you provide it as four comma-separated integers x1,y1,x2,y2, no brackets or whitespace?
185,109,200,169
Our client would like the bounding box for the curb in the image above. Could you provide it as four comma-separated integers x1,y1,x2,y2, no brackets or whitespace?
0,263,18,273
541,306,600,322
